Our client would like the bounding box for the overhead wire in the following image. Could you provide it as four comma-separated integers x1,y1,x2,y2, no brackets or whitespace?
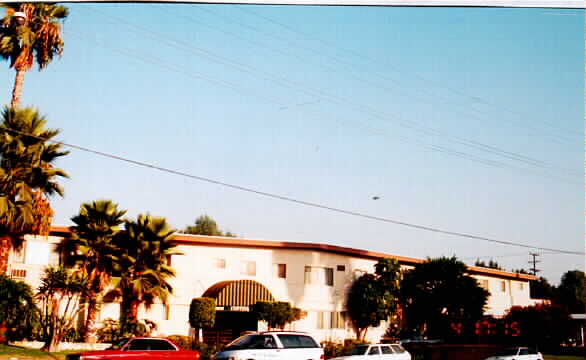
236,5,580,141
76,6,582,184
0,125,583,256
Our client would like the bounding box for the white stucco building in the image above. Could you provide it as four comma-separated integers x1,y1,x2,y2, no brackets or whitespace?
7,226,538,344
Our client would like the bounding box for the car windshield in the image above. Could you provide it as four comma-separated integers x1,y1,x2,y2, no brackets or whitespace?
224,335,268,350
107,338,130,350
496,348,520,356
351,345,370,355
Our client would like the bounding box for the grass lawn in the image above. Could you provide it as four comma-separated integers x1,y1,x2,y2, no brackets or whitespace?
544,356,584,360
0,344,77,360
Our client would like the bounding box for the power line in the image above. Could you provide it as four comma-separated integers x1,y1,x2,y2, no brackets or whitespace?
1,125,583,256
78,6,582,184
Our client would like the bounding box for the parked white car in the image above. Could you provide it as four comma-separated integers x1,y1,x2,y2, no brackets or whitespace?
330,344,411,360
485,347,543,360
213,331,324,360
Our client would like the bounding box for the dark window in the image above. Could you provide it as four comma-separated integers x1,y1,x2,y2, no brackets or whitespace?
368,346,380,355
276,264,287,278
277,334,318,348
391,345,406,353
381,346,393,354
325,268,334,286
127,339,175,351
519,349,529,356
337,265,345,271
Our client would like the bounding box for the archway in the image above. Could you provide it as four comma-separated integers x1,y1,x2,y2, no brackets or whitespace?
202,280,275,344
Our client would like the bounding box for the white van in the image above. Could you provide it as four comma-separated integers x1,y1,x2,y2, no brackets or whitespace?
213,331,324,360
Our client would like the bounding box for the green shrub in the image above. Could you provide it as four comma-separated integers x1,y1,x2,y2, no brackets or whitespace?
189,298,216,329
193,342,224,360
321,339,369,359
167,335,192,350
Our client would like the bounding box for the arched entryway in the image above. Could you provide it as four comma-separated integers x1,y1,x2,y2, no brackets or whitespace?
202,280,275,344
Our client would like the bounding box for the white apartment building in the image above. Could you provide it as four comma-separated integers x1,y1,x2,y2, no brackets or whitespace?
7,227,538,343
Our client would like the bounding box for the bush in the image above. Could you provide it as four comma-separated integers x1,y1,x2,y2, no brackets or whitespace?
96,318,158,343
168,335,191,350
321,339,369,359
193,342,224,360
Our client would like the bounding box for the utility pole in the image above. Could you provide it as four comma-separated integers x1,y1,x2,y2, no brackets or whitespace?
528,253,541,276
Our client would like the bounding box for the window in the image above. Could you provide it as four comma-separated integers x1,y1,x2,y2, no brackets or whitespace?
317,311,325,329
368,346,380,355
381,346,393,355
274,263,287,278
390,345,406,353
276,334,319,348
337,265,345,271
304,266,333,286
215,258,226,269
500,280,506,292
127,339,176,351
11,241,26,264
330,311,345,329
241,260,256,276
479,279,489,290
518,282,524,290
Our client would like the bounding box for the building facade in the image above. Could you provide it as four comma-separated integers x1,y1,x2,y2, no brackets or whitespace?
7,227,537,343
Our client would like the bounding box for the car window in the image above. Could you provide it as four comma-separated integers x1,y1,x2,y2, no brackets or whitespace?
497,348,519,356
390,345,406,353
368,346,380,355
277,334,318,348
528,349,538,355
127,339,152,351
352,346,369,355
150,340,176,351
519,349,529,355
381,345,393,354
108,338,130,350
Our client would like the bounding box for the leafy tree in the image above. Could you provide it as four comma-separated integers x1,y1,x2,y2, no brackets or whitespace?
251,301,305,330
0,274,38,343
0,106,68,274
0,3,69,108
513,268,530,275
183,215,236,237
555,270,584,314
504,304,571,352
346,258,401,341
189,297,216,344
108,214,181,325
36,266,87,352
474,259,503,270
56,200,127,342
400,256,489,341
530,277,555,300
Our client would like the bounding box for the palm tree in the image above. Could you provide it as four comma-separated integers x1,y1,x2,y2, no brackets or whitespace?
0,106,69,274
36,266,87,352
56,200,127,342
0,3,69,108
109,214,181,326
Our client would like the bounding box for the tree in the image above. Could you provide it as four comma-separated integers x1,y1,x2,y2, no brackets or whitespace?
251,301,305,330
183,215,236,237
530,277,555,300
400,256,489,341
36,266,87,352
474,259,503,270
56,200,127,342
555,270,584,314
0,3,69,108
346,258,401,341
189,297,216,344
0,106,68,274
0,274,38,343
109,214,181,326
504,304,571,352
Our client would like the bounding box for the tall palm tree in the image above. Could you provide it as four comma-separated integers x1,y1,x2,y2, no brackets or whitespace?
56,200,127,342
0,106,69,274
109,215,181,325
0,3,69,108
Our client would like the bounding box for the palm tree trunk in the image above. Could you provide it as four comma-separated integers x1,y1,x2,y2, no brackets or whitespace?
83,295,98,343
0,236,12,275
11,69,26,109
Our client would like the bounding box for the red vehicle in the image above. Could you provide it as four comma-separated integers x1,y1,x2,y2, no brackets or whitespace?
66,337,200,360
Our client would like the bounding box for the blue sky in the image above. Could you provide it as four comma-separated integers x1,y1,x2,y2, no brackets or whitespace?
1,4,584,284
